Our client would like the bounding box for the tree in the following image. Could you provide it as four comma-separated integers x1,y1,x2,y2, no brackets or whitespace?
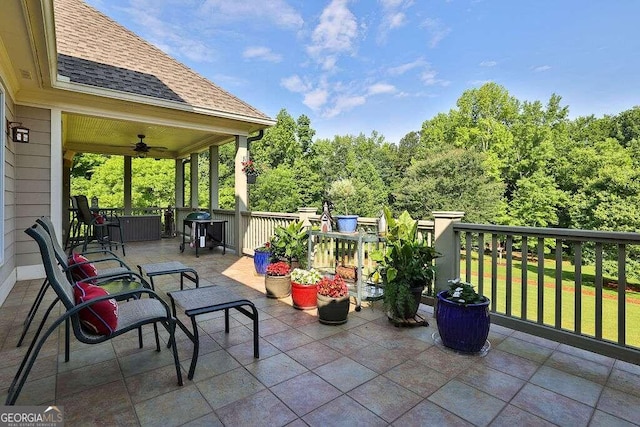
296,114,315,155
393,149,505,223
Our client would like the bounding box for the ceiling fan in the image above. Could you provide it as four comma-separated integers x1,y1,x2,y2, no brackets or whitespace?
132,134,167,156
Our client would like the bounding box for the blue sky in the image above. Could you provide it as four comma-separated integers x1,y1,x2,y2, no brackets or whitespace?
86,0,640,144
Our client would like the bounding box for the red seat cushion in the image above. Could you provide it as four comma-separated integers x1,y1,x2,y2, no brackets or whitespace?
67,253,98,284
73,282,118,335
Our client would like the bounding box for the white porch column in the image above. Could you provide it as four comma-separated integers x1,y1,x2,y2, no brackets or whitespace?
209,145,219,211
433,211,465,293
298,207,317,227
234,135,248,255
50,108,63,240
190,153,199,209
124,156,132,215
175,159,184,208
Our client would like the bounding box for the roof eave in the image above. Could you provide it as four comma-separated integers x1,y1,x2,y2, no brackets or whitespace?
52,78,276,129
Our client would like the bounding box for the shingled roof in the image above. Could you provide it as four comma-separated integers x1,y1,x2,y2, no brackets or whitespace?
53,0,270,122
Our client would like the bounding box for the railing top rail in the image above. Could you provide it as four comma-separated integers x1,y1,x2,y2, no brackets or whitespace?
454,222,640,244
242,211,300,219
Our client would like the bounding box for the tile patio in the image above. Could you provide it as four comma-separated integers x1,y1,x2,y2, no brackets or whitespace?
1,238,639,426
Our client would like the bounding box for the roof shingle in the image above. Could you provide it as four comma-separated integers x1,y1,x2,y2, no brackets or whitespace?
54,0,270,121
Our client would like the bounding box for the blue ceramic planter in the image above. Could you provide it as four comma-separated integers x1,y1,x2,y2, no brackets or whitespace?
436,290,490,353
335,215,358,232
253,250,271,275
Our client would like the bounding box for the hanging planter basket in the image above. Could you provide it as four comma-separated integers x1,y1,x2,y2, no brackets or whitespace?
247,174,257,184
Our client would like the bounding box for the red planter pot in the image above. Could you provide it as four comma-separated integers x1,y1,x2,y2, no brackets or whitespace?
291,282,318,310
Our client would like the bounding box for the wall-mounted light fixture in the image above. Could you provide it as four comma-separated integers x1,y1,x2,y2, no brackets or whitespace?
6,120,30,143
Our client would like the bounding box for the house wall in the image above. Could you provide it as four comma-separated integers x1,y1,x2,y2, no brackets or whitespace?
14,106,51,279
0,80,17,305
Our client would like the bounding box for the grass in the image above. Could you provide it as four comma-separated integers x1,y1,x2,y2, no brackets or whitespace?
460,251,640,348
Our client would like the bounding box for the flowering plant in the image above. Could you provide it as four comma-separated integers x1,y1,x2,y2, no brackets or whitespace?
242,160,258,176
255,242,271,253
317,275,348,298
445,278,486,305
266,261,291,276
291,268,322,286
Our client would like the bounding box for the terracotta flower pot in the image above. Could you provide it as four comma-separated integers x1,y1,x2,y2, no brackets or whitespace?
317,293,349,325
265,274,291,299
291,282,318,310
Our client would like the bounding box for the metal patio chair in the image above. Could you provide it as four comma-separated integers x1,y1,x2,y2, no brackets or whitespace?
73,195,126,256
16,217,136,349
6,223,183,405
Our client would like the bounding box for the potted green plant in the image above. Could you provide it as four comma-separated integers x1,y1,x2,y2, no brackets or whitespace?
269,221,308,267
290,268,323,310
327,179,358,232
316,275,349,325
264,261,291,299
371,207,438,323
436,278,490,353
253,242,271,275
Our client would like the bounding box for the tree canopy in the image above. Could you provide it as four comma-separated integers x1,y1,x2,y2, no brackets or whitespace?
71,83,640,234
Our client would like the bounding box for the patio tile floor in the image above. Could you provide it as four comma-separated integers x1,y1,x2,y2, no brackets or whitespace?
1,238,639,426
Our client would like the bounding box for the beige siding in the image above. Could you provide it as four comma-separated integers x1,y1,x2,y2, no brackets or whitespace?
15,106,51,268
0,84,16,300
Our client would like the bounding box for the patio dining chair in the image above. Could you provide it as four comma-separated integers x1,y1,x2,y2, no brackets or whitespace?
73,195,126,256
6,224,183,405
17,217,136,349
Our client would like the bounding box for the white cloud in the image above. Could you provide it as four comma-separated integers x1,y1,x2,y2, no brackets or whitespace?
307,0,359,70
200,0,303,29
304,88,329,110
281,75,309,93
421,67,450,86
387,12,406,29
421,18,451,48
480,60,497,67
243,46,282,63
377,0,413,42
388,58,428,75
380,0,405,7
368,83,396,95
534,65,551,72
324,95,367,118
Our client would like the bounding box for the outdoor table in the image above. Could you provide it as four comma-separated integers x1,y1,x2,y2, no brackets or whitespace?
137,261,199,290
167,286,259,380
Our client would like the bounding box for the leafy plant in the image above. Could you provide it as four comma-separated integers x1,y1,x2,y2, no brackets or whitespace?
327,179,357,215
269,221,308,267
317,275,348,298
254,242,271,253
291,268,322,285
445,278,486,305
371,206,438,318
266,261,291,277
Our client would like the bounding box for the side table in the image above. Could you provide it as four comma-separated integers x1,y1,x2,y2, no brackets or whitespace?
138,261,199,290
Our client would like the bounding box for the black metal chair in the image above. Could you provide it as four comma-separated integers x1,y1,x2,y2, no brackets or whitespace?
17,217,136,349
73,195,126,256
6,223,183,405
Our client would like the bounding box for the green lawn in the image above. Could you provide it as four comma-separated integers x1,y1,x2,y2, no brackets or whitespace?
460,252,640,348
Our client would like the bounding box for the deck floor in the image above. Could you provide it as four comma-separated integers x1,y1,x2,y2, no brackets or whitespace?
1,238,639,426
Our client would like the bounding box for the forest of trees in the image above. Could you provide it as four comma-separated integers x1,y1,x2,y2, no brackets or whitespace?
71,82,640,234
